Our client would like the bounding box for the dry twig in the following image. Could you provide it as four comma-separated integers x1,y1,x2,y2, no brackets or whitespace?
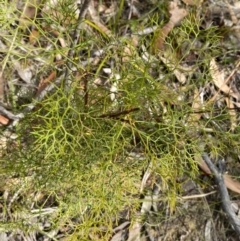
202,153,240,236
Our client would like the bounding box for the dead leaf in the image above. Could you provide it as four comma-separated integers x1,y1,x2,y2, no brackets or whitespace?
169,1,188,25
29,29,39,44
36,71,57,97
208,59,239,107
122,36,139,63
19,0,43,26
0,115,9,125
151,22,174,53
151,1,188,53
210,59,232,95
188,88,202,123
160,56,187,84
12,61,32,83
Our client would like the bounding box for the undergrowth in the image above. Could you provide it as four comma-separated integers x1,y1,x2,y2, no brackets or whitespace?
1,0,240,240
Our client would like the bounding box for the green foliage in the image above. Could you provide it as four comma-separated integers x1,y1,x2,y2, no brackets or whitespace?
1,1,240,240
5,62,200,237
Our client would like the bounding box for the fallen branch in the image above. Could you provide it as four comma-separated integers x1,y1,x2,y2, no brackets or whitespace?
195,154,240,194
202,153,240,236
